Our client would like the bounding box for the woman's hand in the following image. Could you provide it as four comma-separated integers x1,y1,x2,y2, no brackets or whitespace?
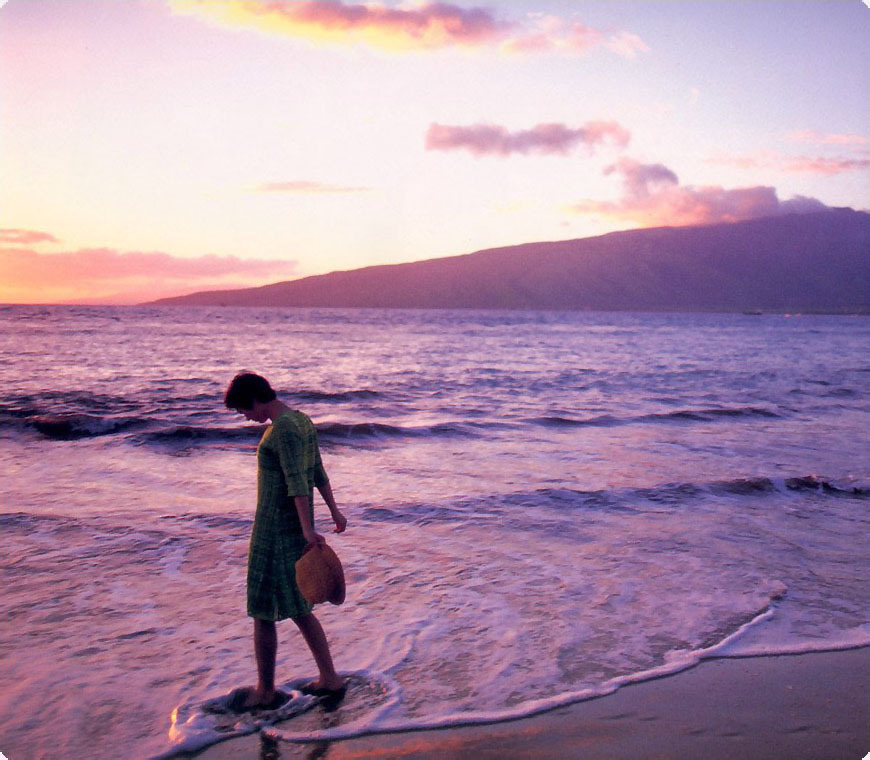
303,528,326,547
332,510,348,534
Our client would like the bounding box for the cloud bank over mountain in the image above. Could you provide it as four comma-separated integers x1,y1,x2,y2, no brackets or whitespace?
569,158,830,227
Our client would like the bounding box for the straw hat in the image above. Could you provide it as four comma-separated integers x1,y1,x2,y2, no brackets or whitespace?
295,542,346,606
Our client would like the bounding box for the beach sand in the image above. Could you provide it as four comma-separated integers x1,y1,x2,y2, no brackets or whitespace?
188,647,869,760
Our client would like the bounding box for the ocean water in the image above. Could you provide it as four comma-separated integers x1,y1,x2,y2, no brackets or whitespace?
1,305,868,760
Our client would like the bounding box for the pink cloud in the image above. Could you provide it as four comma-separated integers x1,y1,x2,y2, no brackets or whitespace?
787,130,869,146
781,156,870,174
0,229,60,245
425,120,630,156
570,158,828,227
603,30,648,58
604,158,678,197
291,0,501,42
708,150,870,175
254,180,371,194
502,17,648,57
171,0,505,50
170,1,648,56
0,245,299,304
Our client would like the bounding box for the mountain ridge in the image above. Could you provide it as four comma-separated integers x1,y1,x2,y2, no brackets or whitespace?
148,209,870,313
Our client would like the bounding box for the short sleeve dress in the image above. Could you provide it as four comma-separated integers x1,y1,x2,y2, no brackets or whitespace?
246,409,329,621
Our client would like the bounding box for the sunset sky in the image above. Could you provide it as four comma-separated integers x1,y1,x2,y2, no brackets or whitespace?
1,0,868,304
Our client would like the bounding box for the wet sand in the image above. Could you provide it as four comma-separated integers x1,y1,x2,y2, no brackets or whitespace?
190,647,869,760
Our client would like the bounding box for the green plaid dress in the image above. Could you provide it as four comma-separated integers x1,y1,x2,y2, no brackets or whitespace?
247,409,329,621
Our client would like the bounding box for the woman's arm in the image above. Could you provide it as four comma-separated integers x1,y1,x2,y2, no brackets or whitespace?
294,495,323,546
317,481,347,533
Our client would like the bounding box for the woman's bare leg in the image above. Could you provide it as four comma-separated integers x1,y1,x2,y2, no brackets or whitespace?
231,617,282,709
253,617,278,696
294,613,343,690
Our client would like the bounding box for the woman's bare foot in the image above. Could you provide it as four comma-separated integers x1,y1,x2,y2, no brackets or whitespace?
227,686,288,712
301,677,346,696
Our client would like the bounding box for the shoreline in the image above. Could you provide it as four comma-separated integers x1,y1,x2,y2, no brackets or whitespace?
188,646,870,760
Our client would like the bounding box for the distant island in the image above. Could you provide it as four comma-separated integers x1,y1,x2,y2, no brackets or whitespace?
148,209,870,313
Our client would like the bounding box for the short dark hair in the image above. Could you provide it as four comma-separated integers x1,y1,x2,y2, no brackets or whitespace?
224,372,277,410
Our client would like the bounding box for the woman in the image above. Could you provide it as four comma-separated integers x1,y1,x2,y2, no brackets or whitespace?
224,372,347,710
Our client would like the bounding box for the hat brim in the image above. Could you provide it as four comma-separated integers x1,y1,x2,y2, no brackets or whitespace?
295,542,346,606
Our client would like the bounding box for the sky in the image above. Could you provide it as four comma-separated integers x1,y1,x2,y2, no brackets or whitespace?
1,0,868,304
